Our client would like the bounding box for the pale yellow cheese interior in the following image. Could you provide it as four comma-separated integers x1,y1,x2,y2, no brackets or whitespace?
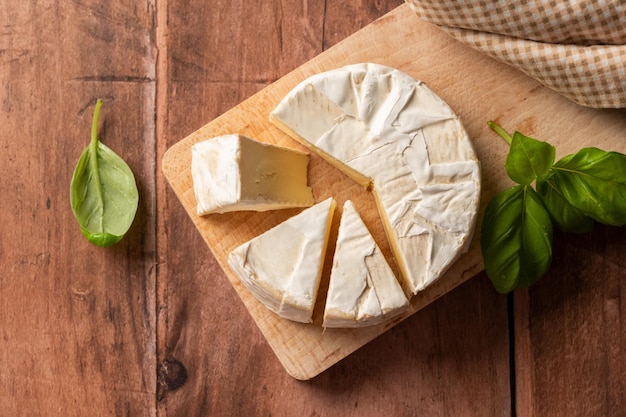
191,134,315,215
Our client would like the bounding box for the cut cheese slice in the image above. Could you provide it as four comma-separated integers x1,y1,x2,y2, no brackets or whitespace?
228,197,336,323
270,63,481,295
323,200,408,328
191,134,314,215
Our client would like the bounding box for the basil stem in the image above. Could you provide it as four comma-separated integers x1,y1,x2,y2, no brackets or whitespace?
487,120,512,145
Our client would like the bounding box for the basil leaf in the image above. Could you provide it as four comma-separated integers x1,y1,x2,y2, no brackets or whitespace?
480,185,553,293
536,179,594,233
70,99,139,247
549,147,626,226
505,132,556,185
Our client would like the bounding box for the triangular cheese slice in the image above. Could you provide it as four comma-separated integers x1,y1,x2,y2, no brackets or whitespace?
228,197,336,323
323,200,408,328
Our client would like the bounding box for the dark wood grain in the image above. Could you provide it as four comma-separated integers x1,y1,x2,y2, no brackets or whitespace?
2,0,624,416
515,224,626,417
0,1,157,416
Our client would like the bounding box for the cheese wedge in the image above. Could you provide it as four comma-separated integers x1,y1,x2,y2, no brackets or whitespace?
270,63,481,296
191,134,315,215
323,200,408,328
228,197,336,323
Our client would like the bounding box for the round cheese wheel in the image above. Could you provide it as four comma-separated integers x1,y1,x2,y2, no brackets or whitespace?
270,63,481,296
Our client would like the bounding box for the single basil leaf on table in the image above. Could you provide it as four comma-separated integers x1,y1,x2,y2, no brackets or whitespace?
480,185,553,293
536,178,595,233
70,99,139,247
548,147,626,226
505,131,556,185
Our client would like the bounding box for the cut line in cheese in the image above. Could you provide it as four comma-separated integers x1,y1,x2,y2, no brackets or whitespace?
270,63,481,296
228,197,336,324
323,200,409,328
191,134,315,215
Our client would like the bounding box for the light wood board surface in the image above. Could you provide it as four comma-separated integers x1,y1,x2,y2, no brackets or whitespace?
162,4,626,380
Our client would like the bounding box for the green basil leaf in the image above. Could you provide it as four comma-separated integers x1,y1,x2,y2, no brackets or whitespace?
549,147,626,226
505,132,556,185
480,185,553,293
70,99,139,247
536,179,594,233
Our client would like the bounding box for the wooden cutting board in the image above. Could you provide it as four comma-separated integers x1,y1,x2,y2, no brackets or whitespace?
161,3,626,380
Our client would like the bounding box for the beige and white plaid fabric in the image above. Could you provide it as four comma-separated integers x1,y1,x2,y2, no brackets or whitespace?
405,0,626,108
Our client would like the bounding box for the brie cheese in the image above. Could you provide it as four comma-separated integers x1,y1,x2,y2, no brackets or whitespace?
228,197,336,323
191,134,315,215
270,63,481,296
323,200,408,328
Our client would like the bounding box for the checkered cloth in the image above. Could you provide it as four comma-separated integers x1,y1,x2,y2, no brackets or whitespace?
405,0,626,108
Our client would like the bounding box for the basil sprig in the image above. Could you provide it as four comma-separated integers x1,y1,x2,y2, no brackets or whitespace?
481,122,626,293
70,99,139,247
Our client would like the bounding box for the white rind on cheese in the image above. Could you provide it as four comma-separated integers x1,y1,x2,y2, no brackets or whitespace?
191,134,315,215
270,63,481,295
228,197,336,323
323,200,408,328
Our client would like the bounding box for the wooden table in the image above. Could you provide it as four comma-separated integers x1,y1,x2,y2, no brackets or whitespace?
1,1,624,416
